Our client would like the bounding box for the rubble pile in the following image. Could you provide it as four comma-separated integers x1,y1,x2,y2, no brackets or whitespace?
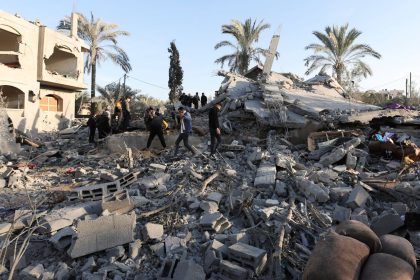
0,71,420,279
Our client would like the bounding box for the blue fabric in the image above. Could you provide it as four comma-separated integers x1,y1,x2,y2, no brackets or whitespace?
183,112,193,133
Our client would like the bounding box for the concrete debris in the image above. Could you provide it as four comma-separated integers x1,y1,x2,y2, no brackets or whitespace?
67,212,136,258
0,67,419,279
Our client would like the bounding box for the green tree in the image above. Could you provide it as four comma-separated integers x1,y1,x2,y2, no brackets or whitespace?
168,41,183,103
304,24,381,86
58,13,132,114
214,18,274,75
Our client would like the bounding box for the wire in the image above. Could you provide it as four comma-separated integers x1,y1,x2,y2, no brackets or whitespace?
365,76,407,90
127,75,168,90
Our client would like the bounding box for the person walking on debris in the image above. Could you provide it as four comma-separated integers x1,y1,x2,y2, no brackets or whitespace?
120,96,131,131
114,99,123,131
87,112,97,143
193,92,200,109
209,102,222,158
201,92,207,107
146,111,167,150
97,108,112,139
174,107,195,156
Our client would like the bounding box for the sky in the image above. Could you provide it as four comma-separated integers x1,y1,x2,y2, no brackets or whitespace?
1,0,420,100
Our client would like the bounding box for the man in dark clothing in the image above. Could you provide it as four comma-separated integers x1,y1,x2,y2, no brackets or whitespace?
144,107,154,131
187,94,193,108
87,113,97,143
193,92,200,109
97,110,112,139
201,92,207,107
121,96,131,131
174,107,195,156
209,103,222,157
146,114,166,149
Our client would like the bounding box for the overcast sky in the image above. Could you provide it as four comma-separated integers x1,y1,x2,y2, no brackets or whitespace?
2,0,420,100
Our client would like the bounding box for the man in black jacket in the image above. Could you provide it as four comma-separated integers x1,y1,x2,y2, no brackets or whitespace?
209,103,222,157
146,114,166,150
201,92,207,107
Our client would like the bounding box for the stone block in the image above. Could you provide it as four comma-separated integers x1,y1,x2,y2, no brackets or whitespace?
228,242,267,274
49,227,75,250
142,223,164,241
67,212,136,258
346,185,370,209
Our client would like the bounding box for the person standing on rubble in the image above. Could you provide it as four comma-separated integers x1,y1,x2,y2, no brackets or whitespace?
201,92,207,107
144,107,154,131
145,111,167,150
174,107,195,156
193,92,200,109
209,102,222,158
120,96,131,131
87,112,98,143
97,108,112,139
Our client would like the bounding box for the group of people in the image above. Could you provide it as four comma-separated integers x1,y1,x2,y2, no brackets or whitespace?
179,92,207,109
87,96,132,144
145,102,222,159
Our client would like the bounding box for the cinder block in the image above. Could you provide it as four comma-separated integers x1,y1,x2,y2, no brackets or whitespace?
200,212,231,233
228,242,267,274
102,190,133,214
219,260,250,279
69,181,121,201
67,212,136,258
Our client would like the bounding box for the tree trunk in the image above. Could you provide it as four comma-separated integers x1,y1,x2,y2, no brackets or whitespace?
90,62,96,116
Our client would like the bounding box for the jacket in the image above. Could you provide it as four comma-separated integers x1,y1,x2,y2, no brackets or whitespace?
181,112,193,133
209,107,219,129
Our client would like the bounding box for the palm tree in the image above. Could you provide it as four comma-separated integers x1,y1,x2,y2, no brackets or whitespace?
97,82,139,108
214,18,274,75
57,13,132,113
304,24,381,86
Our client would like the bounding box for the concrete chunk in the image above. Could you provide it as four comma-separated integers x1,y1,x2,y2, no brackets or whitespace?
371,213,404,236
67,212,136,258
142,223,164,241
333,205,351,223
102,189,134,215
346,185,370,209
228,242,267,274
20,264,44,280
172,260,205,280
219,260,250,279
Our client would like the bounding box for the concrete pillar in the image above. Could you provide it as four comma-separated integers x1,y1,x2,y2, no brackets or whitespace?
70,13,78,38
263,35,280,75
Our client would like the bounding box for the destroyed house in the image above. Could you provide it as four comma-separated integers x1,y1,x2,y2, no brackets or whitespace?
0,10,87,133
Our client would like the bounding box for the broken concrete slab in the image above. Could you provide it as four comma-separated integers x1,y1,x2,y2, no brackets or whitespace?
219,260,250,279
102,189,134,215
40,201,102,233
200,212,231,233
67,212,136,258
254,164,276,188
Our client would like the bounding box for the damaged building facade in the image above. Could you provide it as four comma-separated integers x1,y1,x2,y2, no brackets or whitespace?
0,10,87,133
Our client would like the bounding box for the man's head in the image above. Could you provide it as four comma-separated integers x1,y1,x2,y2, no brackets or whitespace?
177,106,186,117
202,92,205,95
125,96,131,102
196,92,199,95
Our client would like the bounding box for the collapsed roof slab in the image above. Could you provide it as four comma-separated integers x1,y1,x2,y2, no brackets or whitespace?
278,88,380,117
244,99,308,128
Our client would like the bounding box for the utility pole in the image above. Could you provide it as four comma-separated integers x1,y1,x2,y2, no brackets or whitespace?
406,79,408,98
122,74,127,97
409,72,412,98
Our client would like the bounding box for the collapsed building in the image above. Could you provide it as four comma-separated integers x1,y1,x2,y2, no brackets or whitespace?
0,32,420,280
0,10,87,134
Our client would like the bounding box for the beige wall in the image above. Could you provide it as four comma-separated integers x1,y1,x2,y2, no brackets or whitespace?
0,10,87,135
